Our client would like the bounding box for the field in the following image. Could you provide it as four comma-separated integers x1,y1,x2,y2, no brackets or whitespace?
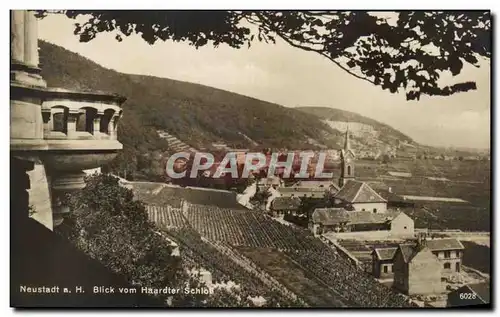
146,201,411,307
237,247,346,307
357,159,491,232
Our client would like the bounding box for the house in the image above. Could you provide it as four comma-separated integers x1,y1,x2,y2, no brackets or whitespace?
447,283,490,307
270,196,301,216
392,242,445,295
372,238,462,285
292,179,340,192
309,208,350,235
279,186,328,199
372,247,397,279
309,208,414,236
425,238,465,278
334,180,388,213
348,211,414,235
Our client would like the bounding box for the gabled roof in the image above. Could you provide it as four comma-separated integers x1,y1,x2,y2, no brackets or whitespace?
373,247,397,261
397,244,419,263
311,208,350,225
335,180,386,203
465,283,491,304
348,211,401,225
293,180,340,191
279,187,327,193
271,197,301,211
425,238,464,251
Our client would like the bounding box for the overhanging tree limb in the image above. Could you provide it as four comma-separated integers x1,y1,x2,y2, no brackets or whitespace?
36,10,490,101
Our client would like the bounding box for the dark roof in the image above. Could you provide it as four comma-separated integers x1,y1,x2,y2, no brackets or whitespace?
312,210,409,226
466,283,491,304
425,238,464,251
348,211,402,225
293,180,340,191
271,197,301,211
335,180,386,203
279,187,327,193
396,243,443,264
311,208,350,225
398,244,419,263
373,247,397,260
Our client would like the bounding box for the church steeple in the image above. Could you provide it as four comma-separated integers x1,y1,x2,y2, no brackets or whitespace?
344,124,351,151
339,122,355,188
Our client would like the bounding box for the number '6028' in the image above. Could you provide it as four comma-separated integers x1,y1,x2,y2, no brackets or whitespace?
460,293,477,300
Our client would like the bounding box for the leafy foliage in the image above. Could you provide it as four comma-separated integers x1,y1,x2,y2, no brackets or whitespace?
57,174,184,290
37,10,490,100
56,173,280,307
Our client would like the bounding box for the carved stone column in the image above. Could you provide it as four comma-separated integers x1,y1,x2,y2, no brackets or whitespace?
24,10,39,67
10,10,47,228
10,10,46,88
11,10,25,63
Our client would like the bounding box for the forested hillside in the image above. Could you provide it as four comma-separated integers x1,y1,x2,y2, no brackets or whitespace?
39,40,424,180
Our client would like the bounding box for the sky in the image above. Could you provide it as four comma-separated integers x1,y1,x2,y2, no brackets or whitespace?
38,13,491,149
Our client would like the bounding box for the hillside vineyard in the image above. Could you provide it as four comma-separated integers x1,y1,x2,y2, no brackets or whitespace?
12,10,490,309
146,203,410,307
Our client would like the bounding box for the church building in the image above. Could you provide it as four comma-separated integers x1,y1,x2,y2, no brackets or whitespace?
334,127,387,213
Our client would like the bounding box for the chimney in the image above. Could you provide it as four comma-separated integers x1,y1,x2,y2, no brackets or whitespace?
416,232,427,248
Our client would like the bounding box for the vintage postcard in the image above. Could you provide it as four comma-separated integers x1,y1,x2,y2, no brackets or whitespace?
10,10,491,308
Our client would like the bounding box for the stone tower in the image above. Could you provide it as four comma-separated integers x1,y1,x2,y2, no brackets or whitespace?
339,124,355,188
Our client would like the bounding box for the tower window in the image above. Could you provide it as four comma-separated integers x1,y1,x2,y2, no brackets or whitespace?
347,165,351,176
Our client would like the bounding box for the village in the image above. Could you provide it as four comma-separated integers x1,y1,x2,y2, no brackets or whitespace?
228,128,490,307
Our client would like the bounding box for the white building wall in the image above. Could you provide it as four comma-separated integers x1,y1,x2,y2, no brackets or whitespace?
27,162,53,230
390,213,415,236
352,202,387,213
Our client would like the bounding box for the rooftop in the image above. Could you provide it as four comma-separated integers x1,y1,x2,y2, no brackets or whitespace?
311,208,350,225
398,244,420,263
373,247,398,261
335,180,386,204
311,209,407,226
425,238,465,251
349,210,402,225
465,283,491,304
271,197,302,211
293,180,340,190
279,187,328,193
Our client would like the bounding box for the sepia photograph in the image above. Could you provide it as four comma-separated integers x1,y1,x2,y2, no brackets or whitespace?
10,9,491,309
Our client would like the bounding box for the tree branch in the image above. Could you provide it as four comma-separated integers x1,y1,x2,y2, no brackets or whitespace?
254,13,375,85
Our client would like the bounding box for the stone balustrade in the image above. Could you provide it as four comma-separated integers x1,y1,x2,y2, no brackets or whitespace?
39,88,125,226
41,88,124,142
